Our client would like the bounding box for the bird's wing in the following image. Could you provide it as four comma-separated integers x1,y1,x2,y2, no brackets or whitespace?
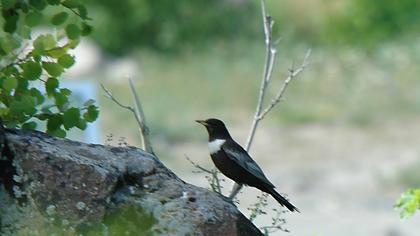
221,140,275,188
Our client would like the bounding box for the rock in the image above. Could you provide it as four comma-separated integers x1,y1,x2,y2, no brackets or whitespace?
0,129,262,236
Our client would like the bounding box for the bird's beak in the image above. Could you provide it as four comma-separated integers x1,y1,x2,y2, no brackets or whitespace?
195,120,208,126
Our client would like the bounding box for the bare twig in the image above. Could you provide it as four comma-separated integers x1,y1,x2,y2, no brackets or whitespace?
101,82,154,154
257,49,311,121
185,155,213,174
244,0,277,152
229,0,310,199
185,155,222,194
128,78,154,154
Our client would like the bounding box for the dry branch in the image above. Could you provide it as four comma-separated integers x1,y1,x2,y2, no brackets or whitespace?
101,82,154,154
229,0,311,199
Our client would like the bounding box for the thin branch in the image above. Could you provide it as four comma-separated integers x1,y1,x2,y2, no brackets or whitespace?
101,82,154,154
101,83,133,111
229,0,276,198
229,0,311,199
185,155,213,174
63,5,93,21
257,49,311,120
128,78,154,154
244,0,276,153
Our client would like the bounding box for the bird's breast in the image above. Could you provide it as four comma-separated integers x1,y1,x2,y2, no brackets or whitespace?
208,139,226,154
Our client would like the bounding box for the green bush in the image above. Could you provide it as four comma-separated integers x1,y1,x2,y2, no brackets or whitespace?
0,0,98,137
395,188,420,218
324,0,420,47
85,0,259,54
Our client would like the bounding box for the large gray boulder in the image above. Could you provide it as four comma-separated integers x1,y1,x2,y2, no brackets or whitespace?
0,129,263,236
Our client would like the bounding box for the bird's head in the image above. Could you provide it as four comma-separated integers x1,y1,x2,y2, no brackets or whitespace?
196,118,231,140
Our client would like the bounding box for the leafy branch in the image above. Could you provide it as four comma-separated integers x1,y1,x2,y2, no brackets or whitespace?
395,188,420,219
0,0,97,137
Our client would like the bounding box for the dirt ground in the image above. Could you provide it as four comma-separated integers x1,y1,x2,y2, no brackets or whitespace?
165,118,420,236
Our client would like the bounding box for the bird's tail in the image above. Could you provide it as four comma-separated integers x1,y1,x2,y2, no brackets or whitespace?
267,188,300,213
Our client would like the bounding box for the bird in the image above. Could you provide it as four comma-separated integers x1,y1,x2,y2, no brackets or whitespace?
196,118,299,212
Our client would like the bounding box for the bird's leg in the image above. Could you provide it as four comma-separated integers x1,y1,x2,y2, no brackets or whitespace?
228,183,243,199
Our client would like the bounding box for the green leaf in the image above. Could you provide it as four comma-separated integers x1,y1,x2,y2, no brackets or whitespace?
54,92,69,111
29,0,47,11
0,108,10,116
21,61,42,80
2,77,18,92
47,128,66,138
36,113,50,120
42,62,64,77
396,189,420,219
60,88,71,96
33,34,56,52
16,25,31,39
51,12,69,25
46,46,67,58
77,5,88,19
41,105,54,114
2,65,18,76
10,94,36,115
2,0,17,9
46,0,60,5
45,77,59,95
63,107,80,129
83,99,95,106
2,66,17,77
22,121,37,130
25,10,43,27
16,76,29,91
65,24,81,40
58,54,75,68
3,13,19,33
76,118,87,130
46,114,62,131
62,0,81,8
33,54,42,62
83,105,98,122
5,121,19,129
29,87,45,105
19,1,30,13
68,39,80,49
22,95,37,115
0,35,20,53
81,22,93,36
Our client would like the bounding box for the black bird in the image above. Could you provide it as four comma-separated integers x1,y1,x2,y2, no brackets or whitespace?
196,118,299,212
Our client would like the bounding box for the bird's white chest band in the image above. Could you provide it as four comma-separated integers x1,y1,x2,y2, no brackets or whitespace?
208,139,226,154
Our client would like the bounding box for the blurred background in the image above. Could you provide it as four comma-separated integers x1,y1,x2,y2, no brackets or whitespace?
65,0,420,235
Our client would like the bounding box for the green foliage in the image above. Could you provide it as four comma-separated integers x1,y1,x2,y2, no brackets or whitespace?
85,0,259,54
325,0,420,47
51,11,69,25
395,188,420,219
0,0,98,137
248,193,269,222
